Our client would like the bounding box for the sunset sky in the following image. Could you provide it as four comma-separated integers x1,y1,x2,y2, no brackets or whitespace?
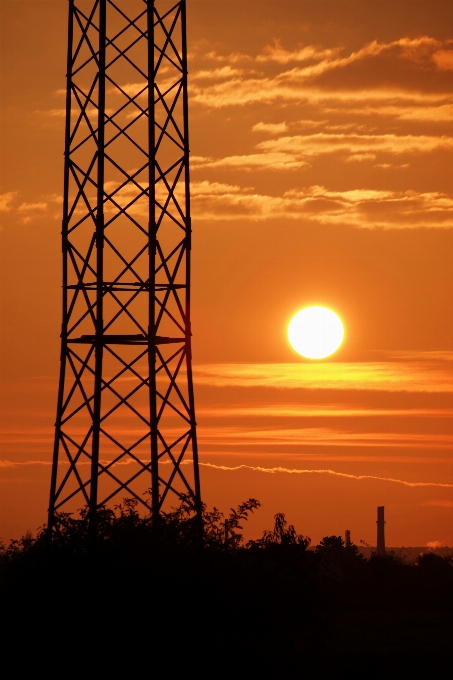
1,0,452,546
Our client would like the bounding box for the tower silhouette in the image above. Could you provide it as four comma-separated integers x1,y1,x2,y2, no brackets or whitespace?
48,0,201,531
377,506,385,555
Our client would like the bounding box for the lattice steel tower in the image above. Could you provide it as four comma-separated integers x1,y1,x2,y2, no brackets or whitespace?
48,0,201,530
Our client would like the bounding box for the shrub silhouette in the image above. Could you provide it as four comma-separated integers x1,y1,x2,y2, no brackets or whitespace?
248,512,310,549
1,498,452,674
315,534,365,570
416,550,452,573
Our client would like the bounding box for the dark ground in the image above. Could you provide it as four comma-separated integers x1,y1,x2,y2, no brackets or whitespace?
1,501,452,677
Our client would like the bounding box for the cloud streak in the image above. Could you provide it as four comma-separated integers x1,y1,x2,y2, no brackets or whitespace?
191,132,453,173
186,181,453,228
203,36,450,71
194,362,453,392
197,427,453,450
198,405,453,419
190,78,453,110
198,462,453,489
2,459,452,489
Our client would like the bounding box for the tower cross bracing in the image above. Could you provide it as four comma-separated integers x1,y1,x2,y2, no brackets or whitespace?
48,0,201,529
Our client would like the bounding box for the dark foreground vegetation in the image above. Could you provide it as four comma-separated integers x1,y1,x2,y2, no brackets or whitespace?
1,498,452,677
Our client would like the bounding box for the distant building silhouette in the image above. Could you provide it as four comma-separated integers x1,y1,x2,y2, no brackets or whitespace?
377,506,386,555
345,529,351,547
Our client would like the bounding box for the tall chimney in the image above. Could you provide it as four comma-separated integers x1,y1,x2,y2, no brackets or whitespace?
345,529,351,548
376,506,385,556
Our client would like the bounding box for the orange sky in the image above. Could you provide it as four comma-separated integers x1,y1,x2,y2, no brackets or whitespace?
1,0,452,546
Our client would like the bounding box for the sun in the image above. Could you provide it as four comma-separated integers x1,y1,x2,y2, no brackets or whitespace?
288,306,344,359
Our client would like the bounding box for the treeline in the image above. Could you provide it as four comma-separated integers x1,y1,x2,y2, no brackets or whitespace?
1,497,452,675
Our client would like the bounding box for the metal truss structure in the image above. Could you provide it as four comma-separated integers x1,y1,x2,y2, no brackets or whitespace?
48,0,201,531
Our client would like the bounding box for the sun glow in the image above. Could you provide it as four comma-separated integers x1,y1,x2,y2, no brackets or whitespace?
288,306,344,359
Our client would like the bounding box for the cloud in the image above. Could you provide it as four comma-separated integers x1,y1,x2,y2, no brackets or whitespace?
191,132,453,181
256,132,453,158
373,163,408,170
344,153,376,163
193,362,453,392
17,202,47,212
256,41,341,65
202,50,252,65
197,426,453,450
196,462,453,489
191,76,453,109
47,193,63,205
424,503,453,510
111,82,147,97
40,108,66,118
192,152,307,171
204,36,448,72
271,36,444,80
432,49,453,71
426,540,448,548
4,426,450,451
0,193,57,224
197,405,453,420
192,66,245,80
99,179,257,221
324,104,453,122
0,459,52,468
389,351,453,362
13,178,450,230
0,192,18,211
2,458,451,489
252,121,288,134
189,35,453,111
191,180,253,196
187,181,453,228
38,107,116,120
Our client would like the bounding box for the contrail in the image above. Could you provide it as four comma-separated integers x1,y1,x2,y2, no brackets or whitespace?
2,458,452,489
197,462,453,488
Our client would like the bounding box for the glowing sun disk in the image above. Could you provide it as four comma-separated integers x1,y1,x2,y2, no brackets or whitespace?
288,306,344,359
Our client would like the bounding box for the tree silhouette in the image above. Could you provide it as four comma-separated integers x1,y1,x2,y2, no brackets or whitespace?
247,512,310,549
316,534,365,569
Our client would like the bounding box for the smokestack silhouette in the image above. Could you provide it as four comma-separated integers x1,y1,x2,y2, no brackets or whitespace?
345,529,351,548
376,506,385,555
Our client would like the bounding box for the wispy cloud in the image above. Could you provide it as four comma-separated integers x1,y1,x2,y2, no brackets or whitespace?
432,49,453,71
269,36,448,79
2,459,451,489
197,462,453,489
256,41,341,65
0,192,18,211
388,351,453,362
193,362,453,392
424,502,453,509
0,192,64,225
328,104,453,122
188,35,453,138
252,121,288,135
203,36,450,71
256,132,453,160
189,77,452,109
192,152,307,171
6,180,452,229
198,405,453,419
197,426,453,450
186,181,453,228
17,202,47,212
192,66,245,80
191,132,453,177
